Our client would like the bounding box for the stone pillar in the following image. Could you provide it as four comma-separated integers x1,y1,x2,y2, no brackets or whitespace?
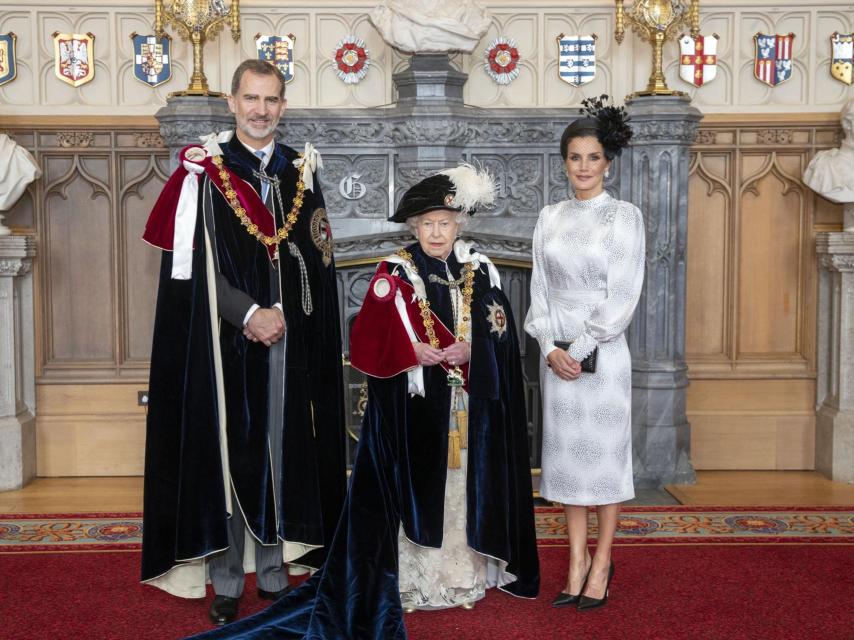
624,95,702,487
156,95,233,166
0,235,37,491
392,53,471,176
815,233,854,484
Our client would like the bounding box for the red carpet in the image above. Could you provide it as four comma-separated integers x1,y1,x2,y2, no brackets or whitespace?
1,543,852,639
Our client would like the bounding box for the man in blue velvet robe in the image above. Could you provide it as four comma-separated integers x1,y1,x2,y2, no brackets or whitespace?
140,59,346,627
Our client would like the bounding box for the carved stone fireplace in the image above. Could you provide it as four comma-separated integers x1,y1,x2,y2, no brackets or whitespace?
156,54,700,488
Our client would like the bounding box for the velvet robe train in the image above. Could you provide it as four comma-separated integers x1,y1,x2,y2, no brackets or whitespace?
190,243,540,639
141,136,347,590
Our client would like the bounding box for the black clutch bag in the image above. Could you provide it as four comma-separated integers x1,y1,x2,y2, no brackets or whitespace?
553,340,598,373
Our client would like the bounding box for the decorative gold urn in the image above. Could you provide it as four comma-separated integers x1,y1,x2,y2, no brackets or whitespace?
615,0,700,97
154,0,241,96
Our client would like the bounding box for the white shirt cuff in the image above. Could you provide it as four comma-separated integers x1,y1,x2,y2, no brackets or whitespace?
243,304,260,327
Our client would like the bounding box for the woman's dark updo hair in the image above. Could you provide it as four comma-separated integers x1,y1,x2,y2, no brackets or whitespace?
560,94,633,162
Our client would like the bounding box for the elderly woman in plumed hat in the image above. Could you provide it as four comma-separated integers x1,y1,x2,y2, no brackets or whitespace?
191,165,539,640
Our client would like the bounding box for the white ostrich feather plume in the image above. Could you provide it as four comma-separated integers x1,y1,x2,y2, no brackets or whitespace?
439,163,496,214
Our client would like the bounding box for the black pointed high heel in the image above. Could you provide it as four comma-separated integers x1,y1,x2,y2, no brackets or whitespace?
577,561,615,611
551,564,592,608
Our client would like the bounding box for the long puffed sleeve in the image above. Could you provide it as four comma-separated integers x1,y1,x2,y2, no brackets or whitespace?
524,207,558,357
567,202,645,362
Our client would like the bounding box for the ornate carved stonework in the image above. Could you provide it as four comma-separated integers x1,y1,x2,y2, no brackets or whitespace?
696,129,717,145
334,232,414,258
158,122,231,148
0,259,30,276
465,121,557,145
57,131,94,148
819,253,854,271
630,120,700,144
757,129,794,144
285,121,395,146
392,121,470,145
319,155,389,218
134,132,165,148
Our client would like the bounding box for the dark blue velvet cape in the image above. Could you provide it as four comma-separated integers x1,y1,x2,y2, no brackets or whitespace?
189,244,540,639
141,136,347,584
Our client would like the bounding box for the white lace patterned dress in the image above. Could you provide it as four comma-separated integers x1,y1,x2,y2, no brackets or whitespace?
525,192,645,506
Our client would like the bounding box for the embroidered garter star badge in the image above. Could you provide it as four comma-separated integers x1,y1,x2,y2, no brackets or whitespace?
310,207,334,267
486,300,507,337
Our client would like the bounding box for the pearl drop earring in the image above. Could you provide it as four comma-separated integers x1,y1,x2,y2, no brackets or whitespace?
605,168,610,178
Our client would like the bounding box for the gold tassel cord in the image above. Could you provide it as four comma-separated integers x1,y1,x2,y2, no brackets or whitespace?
455,409,468,450
454,387,468,450
448,430,462,469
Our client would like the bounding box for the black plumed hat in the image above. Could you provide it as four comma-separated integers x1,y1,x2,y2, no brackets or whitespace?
389,164,496,223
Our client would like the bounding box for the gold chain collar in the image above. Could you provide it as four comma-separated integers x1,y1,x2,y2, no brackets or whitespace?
212,154,306,247
396,249,474,346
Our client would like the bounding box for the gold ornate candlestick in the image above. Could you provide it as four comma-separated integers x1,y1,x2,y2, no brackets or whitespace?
155,0,241,96
615,0,700,96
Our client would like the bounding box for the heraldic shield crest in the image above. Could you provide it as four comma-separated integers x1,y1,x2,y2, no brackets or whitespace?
557,34,596,87
0,32,16,86
754,32,795,87
831,32,854,85
256,34,295,83
131,33,171,87
53,31,95,87
679,33,718,87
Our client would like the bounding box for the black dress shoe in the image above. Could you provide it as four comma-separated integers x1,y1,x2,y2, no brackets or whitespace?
552,590,582,607
257,584,292,600
577,562,615,611
209,595,239,626
552,565,591,608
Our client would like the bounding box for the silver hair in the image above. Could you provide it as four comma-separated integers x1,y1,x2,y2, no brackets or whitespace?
407,210,469,239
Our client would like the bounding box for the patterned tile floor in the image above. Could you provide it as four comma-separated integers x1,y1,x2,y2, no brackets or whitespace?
1,506,852,553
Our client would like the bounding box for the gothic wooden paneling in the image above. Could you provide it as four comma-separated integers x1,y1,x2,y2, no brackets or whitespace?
43,152,115,365
686,115,843,470
6,120,166,475
120,152,169,365
686,151,731,359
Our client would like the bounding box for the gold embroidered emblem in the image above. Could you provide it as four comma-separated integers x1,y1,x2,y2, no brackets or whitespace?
310,207,334,266
486,299,507,337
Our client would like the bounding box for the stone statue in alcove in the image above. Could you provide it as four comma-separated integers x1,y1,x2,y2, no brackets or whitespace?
0,134,41,235
803,97,854,232
370,0,491,53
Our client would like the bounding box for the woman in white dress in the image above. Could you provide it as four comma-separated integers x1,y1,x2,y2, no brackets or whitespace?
525,96,644,611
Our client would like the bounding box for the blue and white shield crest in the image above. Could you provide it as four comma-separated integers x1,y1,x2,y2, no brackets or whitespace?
256,34,295,83
557,33,597,86
0,32,16,86
754,32,794,87
131,33,171,87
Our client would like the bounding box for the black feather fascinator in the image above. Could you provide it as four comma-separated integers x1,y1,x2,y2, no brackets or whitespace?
581,94,633,157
